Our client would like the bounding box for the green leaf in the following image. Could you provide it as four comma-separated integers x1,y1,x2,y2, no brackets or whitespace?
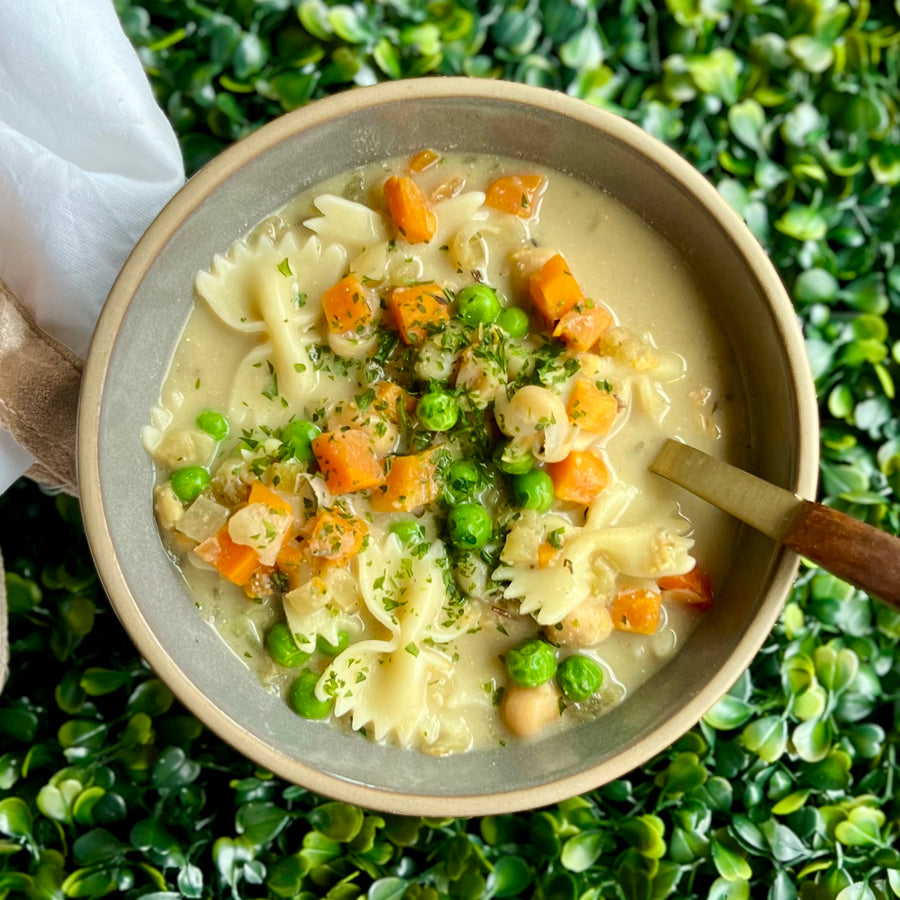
266,855,306,897
236,802,291,846
80,668,132,697
490,856,533,897
127,680,174,717
704,695,756,730
560,830,605,872
728,99,766,153
791,719,832,762
774,206,828,241
367,877,408,900
771,791,810,816
836,887,877,900
708,876,750,900
685,48,741,103
711,839,752,881
5,572,42,613
73,828,126,866
803,750,853,791
0,707,39,743
741,716,787,762
0,798,33,842
834,807,885,847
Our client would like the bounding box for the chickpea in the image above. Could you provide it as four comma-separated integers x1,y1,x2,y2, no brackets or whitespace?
501,681,561,739
495,385,571,463
545,600,613,648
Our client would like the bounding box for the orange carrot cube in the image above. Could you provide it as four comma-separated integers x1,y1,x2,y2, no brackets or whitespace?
658,564,714,611
408,148,440,173
320,274,373,334
546,451,610,505
311,428,385,495
386,282,450,344
194,527,260,587
553,300,613,352
384,175,437,243
566,379,619,435
485,174,547,218
529,253,585,321
371,451,440,512
609,587,661,634
247,481,293,519
373,380,416,423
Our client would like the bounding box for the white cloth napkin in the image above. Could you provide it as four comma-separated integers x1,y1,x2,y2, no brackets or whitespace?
0,0,185,493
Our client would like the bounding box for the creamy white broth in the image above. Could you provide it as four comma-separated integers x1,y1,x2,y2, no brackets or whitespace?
145,151,745,754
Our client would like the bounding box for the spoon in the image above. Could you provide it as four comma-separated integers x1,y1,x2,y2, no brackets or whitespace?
650,439,900,609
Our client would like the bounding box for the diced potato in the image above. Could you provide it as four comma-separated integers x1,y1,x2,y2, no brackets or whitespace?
150,429,216,469
175,495,230,543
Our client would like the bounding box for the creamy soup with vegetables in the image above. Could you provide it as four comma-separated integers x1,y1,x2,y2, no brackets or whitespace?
144,149,745,754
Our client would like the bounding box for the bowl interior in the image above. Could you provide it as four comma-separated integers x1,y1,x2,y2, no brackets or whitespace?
79,79,818,816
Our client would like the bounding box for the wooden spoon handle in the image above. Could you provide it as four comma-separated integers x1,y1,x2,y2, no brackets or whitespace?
782,500,900,609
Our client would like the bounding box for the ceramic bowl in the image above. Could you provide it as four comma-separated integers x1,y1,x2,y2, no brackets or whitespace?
78,78,818,816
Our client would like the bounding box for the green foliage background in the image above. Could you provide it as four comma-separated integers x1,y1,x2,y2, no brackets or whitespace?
3,0,900,897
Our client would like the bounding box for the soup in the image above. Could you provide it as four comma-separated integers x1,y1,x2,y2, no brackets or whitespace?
143,150,745,754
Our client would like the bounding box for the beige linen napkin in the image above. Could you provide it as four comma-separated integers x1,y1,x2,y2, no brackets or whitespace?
0,278,82,494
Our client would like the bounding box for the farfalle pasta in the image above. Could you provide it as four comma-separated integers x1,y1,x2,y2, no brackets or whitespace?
145,151,744,752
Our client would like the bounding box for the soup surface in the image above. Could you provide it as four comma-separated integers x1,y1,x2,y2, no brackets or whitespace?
144,150,746,754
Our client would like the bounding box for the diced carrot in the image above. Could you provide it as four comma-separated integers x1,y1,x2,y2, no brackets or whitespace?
311,428,385,495
609,587,661,634
658,564,714,611
305,508,368,566
537,542,558,568
408,148,440,173
485,174,547,218
553,300,613,352
247,481,293,519
320,274,373,334
386,282,450,344
194,527,260,587
384,175,437,243
371,450,440,512
529,253,585,321
373,380,416,423
546,451,610,505
566,379,619,435
275,540,306,590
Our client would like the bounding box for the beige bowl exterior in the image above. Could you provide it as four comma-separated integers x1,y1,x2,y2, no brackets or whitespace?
78,78,818,816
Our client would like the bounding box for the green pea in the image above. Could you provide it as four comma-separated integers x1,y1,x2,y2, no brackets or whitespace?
390,520,425,544
558,655,604,701
316,631,350,656
494,441,534,475
195,410,229,442
417,390,459,432
266,623,310,668
457,283,501,326
170,466,210,503
511,468,554,512
447,502,492,550
281,419,321,463
447,460,480,495
505,638,557,688
497,306,530,338
287,671,332,719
